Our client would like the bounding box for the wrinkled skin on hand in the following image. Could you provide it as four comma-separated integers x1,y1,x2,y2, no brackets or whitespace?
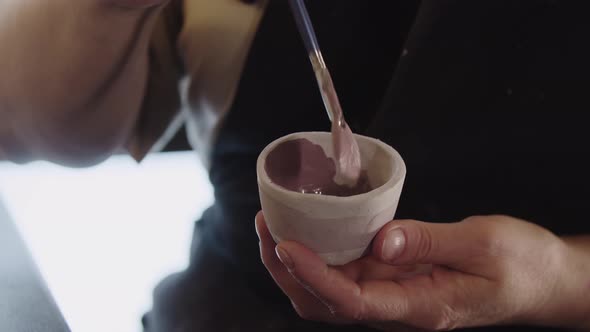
257,212,590,331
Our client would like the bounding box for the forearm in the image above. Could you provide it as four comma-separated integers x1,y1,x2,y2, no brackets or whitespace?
0,0,164,165
563,235,590,331
540,235,590,330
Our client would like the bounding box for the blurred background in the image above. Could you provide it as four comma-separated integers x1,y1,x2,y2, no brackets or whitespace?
0,131,213,332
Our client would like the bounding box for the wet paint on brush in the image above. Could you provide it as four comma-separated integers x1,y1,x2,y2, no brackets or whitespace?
312,60,363,188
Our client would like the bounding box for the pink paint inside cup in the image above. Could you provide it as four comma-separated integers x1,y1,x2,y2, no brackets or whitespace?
264,138,372,197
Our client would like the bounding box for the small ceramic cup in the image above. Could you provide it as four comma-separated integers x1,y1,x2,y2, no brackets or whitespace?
257,132,406,265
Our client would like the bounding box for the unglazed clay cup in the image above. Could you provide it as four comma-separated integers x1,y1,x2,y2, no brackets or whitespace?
256,132,406,265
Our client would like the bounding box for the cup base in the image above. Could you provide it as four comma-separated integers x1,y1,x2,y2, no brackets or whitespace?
318,247,367,266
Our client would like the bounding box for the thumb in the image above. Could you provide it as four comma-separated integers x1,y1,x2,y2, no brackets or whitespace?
372,218,495,268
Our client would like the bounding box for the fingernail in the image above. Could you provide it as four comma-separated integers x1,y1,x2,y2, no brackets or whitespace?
275,246,294,270
382,228,406,262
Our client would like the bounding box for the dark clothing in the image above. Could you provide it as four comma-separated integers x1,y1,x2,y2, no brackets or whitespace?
144,1,590,331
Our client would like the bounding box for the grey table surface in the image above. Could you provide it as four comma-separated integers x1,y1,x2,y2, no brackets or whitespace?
0,199,70,332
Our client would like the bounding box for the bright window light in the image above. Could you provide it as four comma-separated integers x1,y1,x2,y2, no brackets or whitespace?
0,152,214,332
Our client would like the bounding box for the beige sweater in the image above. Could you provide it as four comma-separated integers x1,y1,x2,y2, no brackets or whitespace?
129,0,268,166
0,0,267,167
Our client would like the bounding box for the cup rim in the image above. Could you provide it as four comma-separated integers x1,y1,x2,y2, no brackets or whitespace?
257,131,406,203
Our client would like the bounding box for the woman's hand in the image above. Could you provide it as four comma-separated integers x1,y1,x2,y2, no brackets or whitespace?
256,212,590,331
